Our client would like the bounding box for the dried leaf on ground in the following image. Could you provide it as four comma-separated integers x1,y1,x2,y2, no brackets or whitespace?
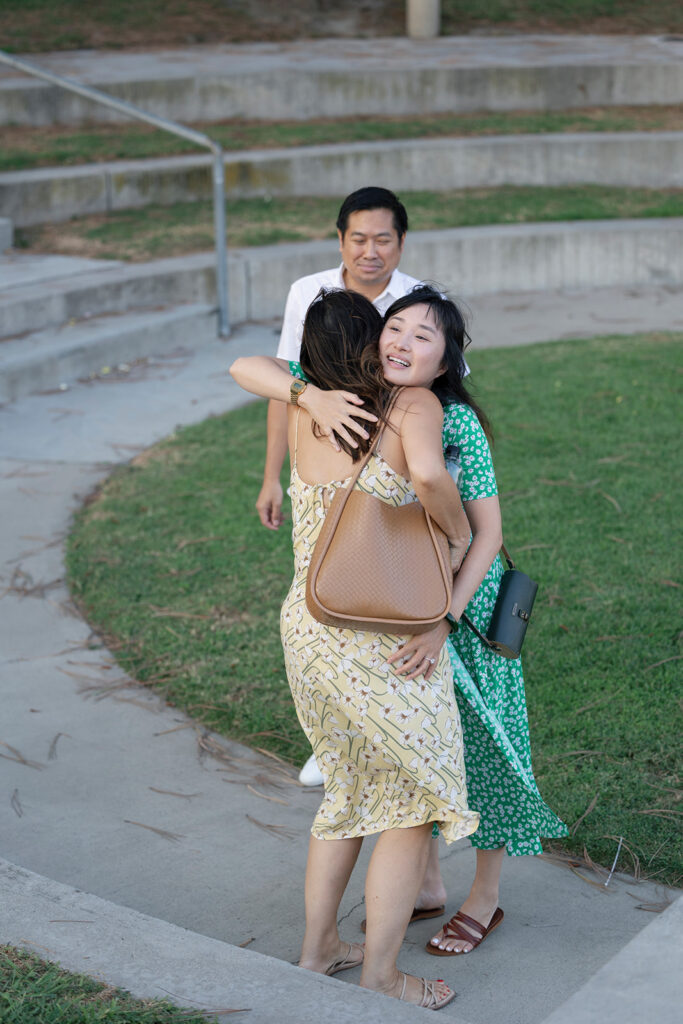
0,741,43,770
570,793,599,835
245,814,298,841
246,784,289,806
124,820,186,842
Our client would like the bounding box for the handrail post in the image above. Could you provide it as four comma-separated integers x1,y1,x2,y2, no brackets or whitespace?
212,149,230,337
0,49,230,337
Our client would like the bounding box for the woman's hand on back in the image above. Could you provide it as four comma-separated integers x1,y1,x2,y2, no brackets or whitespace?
385,620,451,681
298,386,378,452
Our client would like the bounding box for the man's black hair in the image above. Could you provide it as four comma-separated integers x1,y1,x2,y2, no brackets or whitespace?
336,187,408,240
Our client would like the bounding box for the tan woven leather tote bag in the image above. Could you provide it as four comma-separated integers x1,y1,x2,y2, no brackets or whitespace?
305,393,452,634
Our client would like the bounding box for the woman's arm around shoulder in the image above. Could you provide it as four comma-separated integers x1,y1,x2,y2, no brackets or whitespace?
397,387,469,548
396,387,446,485
229,355,377,451
229,355,295,403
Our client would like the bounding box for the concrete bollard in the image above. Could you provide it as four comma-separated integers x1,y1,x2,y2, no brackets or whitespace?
406,0,441,39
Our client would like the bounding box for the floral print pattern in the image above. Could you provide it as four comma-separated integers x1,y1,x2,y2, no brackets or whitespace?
442,402,567,854
281,442,480,844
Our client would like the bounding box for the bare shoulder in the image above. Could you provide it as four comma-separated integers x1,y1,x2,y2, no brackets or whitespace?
395,387,444,423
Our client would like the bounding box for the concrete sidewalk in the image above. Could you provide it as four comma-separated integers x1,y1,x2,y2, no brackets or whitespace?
1,309,681,1022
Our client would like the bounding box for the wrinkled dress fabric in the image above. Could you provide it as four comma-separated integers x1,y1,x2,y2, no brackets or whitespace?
281,442,479,844
441,403,568,855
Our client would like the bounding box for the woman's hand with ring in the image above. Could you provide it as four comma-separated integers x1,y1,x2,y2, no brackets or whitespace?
385,620,451,681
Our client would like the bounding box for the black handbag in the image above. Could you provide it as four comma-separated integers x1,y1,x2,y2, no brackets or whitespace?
460,546,538,660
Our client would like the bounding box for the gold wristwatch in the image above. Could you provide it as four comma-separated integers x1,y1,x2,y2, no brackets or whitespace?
290,378,308,405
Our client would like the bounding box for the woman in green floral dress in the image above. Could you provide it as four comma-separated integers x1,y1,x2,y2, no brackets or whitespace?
290,286,567,956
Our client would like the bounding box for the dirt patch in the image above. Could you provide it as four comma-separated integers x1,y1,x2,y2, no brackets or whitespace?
130,443,183,469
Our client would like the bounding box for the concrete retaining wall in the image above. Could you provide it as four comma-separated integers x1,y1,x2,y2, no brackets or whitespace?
2,61,683,127
3,220,682,339
3,132,682,228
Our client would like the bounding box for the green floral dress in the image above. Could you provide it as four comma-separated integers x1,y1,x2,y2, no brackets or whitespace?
441,403,567,855
289,363,567,855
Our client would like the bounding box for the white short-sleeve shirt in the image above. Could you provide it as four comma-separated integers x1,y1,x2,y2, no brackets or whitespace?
275,264,422,361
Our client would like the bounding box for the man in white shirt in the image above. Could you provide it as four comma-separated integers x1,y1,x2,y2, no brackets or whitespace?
256,187,421,532
255,187,423,789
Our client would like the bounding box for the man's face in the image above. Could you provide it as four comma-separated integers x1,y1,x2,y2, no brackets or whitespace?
338,208,405,293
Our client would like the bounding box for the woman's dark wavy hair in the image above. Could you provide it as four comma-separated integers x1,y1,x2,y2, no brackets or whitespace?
299,288,393,460
382,285,493,441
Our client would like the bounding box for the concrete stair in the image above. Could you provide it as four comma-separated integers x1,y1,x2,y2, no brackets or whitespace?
3,131,683,227
2,35,682,402
3,218,683,401
0,303,217,404
1,36,682,126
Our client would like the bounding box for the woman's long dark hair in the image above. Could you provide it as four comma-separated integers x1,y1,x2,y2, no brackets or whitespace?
299,289,393,460
382,286,493,441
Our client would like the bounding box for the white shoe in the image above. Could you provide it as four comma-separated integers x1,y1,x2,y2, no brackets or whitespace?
298,753,324,787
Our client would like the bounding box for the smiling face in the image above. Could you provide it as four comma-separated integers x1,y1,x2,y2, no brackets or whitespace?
379,303,446,388
338,208,405,298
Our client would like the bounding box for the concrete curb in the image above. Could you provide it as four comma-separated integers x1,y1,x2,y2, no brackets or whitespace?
542,896,683,1024
3,131,683,227
1,35,682,127
4,856,680,1024
1,858,459,1023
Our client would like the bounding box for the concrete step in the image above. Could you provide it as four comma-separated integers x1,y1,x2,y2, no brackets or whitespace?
3,131,683,228
1,36,682,127
0,303,217,403
0,252,216,338
3,219,683,343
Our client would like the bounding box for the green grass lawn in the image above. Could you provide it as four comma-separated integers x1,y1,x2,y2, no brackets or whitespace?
0,946,214,1023
2,106,681,173
66,331,683,886
1,0,681,52
16,186,683,262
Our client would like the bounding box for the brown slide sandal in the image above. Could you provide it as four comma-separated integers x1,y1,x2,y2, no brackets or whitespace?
425,907,504,956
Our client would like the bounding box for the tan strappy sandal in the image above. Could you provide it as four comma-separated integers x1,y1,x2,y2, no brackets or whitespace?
398,972,456,1010
324,941,365,976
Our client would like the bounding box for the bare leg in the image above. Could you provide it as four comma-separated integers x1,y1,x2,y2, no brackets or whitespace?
415,835,447,910
429,845,505,953
299,834,363,971
361,823,453,1006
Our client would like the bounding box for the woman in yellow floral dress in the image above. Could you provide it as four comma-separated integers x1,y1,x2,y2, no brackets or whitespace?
231,289,480,1011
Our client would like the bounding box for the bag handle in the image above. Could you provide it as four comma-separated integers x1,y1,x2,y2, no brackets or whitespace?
340,385,404,491
308,387,452,615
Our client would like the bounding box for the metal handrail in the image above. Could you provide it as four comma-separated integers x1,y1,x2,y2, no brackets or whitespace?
0,50,230,336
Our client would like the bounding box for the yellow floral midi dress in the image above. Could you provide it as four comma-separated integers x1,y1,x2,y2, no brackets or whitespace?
281,436,480,844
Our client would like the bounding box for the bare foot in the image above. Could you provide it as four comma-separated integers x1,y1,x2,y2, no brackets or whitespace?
414,884,447,912
429,893,499,953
